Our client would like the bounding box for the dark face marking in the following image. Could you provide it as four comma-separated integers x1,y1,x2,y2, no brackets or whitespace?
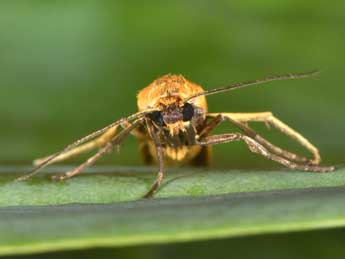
149,104,195,126
148,111,165,126
182,103,194,121
162,105,183,124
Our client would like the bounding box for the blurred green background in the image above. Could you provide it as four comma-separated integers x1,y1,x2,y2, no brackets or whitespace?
1,0,345,258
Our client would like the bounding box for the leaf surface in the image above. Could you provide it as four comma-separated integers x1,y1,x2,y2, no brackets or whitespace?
1,166,345,256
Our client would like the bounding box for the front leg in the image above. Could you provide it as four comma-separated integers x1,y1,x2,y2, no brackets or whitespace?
196,133,334,173
208,112,321,164
33,126,119,167
206,113,317,165
143,121,165,198
52,119,142,181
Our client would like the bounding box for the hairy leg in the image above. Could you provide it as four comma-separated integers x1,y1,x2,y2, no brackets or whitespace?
207,112,321,164
52,119,143,180
143,121,165,198
196,133,334,172
16,109,152,181
203,114,309,164
34,126,119,166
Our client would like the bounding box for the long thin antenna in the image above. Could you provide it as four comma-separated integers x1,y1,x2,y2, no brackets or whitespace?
15,109,155,181
185,70,320,102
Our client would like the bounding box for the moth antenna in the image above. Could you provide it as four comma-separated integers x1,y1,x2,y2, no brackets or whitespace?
185,70,320,102
15,109,156,181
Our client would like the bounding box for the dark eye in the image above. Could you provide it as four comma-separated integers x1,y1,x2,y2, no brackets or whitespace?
148,111,165,126
182,103,194,121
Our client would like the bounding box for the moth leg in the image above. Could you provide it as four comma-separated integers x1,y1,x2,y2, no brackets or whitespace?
121,121,146,139
143,122,165,198
52,119,142,181
16,110,152,182
204,114,308,164
199,114,224,138
142,145,164,198
33,126,119,166
197,133,334,172
208,112,320,164
51,142,114,181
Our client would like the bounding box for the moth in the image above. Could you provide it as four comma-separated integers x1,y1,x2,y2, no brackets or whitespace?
17,70,335,198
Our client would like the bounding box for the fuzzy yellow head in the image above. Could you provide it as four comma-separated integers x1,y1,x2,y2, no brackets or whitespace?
137,74,207,135
137,74,207,112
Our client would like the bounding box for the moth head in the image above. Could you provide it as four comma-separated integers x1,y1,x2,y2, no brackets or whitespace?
148,102,194,135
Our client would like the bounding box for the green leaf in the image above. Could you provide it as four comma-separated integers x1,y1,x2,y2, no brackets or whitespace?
0,166,345,256
1,165,345,205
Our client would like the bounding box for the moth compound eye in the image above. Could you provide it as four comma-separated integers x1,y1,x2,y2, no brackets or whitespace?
148,111,165,126
182,103,194,121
